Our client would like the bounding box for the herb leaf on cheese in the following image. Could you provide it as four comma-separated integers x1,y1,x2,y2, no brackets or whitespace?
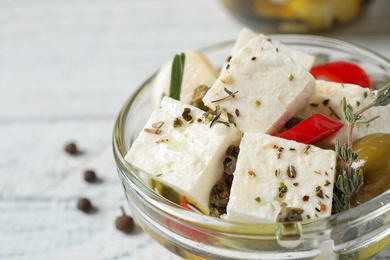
169,53,186,100
333,82,390,213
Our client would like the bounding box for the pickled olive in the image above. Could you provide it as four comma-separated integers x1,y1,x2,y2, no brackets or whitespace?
350,133,390,207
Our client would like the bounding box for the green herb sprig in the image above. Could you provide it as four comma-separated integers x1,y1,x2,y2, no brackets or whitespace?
333,82,390,213
169,53,186,100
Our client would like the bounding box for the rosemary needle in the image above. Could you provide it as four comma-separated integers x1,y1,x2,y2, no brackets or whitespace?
169,53,185,101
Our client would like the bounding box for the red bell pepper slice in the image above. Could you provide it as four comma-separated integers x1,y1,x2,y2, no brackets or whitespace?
277,114,344,144
180,196,192,210
310,61,371,88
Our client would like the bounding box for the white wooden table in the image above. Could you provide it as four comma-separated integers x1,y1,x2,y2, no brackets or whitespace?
0,0,389,259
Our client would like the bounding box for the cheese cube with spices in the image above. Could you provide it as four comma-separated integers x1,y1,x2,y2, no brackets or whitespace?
225,132,337,223
231,27,315,70
202,36,315,134
296,80,390,146
125,97,242,213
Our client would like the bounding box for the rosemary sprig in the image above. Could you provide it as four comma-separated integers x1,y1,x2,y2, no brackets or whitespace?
333,82,390,213
169,53,185,100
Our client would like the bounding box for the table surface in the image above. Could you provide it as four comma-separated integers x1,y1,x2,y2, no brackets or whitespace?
1,0,389,259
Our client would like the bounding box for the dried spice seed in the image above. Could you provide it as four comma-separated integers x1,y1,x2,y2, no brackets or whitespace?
324,180,331,186
235,109,239,117
286,165,297,178
302,195,310,202
248,170,257,178
204,113,214,122
77,198,93,213
251,56,257,60
315,186,325,199
322,99,330,106
278,182,288,198
255,100,261,106
226,64,230,70
274,169,281,177
277,147,284,159
255,197,261,203
84,170,97,183
209,106,222,128
173,118,183,128
182,108,193,122
64,142,78,155
156,139,169,144
288,74,294,81
226,56,232,62
221,75,233,84
190,84,210,111
144,128,162,134
304,145,311,154
152,121,164,128
364,91,368,98
115,206,135,234
309,103,319,107
226,112,235,124
210,90,239,103
293,182,299,186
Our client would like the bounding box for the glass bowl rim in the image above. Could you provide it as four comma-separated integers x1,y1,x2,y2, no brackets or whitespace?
113,34,390,234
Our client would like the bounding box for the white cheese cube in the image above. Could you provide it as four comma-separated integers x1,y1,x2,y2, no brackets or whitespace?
231,28,315,70
202,37,315,134
225,133,336,223
151,51,219,109
231,27,258,56
125,97,242,213
296,80,389,146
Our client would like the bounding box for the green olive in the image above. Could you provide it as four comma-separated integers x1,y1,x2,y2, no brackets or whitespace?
350,133,390,207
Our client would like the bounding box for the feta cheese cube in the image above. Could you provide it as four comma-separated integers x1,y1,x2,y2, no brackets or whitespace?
202,36,315,134
151,50,219,109
125,97,242,213
225,133,336,223
296,80,390,145
231,28,315,70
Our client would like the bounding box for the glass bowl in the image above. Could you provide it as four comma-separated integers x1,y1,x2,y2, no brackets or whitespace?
219,0,375,33
113,35,390,260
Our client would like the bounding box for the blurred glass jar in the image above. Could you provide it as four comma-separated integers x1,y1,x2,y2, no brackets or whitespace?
220,0,374,33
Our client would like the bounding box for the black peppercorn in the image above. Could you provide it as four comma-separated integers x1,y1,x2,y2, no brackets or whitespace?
64,142,78,155
77,198,93,213
84,170,97,183
115,206,134,234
